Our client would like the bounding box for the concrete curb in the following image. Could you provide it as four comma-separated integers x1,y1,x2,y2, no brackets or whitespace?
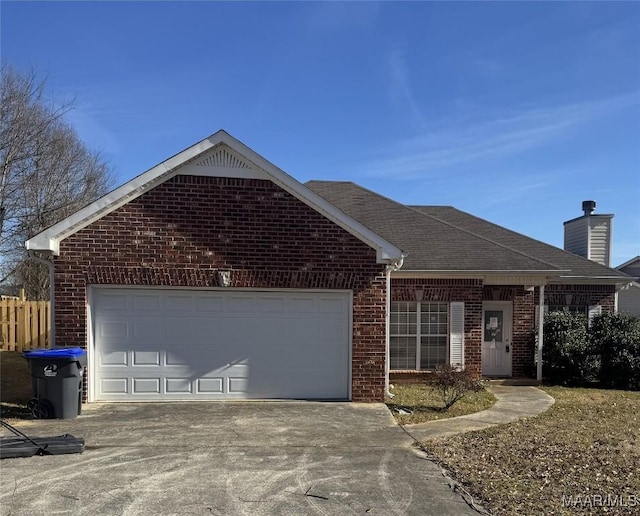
403,384,555,441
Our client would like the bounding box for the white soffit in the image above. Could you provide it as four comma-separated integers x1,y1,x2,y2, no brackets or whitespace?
25,130,402,263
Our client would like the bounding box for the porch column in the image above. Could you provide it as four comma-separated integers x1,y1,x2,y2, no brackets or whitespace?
537,284,545,381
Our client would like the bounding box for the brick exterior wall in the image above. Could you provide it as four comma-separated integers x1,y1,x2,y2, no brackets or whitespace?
389,281,616,383
389,279,483,381
543,284,616,311
53,175,387,402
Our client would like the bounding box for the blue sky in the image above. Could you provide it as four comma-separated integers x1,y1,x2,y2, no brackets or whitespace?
3,1,639,265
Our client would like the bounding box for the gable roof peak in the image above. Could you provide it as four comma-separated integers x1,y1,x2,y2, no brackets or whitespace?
26,132,402,263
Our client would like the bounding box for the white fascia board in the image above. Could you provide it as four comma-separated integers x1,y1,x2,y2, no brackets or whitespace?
391,269,565,279
550,276,634,285
25,130,402,263
391,269,629,286
26,161,175,253
25,136,225,254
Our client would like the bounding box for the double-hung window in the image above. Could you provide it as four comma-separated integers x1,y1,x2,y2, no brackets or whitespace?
390,302,449,370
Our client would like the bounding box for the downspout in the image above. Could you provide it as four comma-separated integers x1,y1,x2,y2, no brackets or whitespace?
536,284,545,382
29,251,55,347
385,255,405,398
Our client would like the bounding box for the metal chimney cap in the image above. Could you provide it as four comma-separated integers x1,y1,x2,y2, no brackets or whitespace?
582,200,596,216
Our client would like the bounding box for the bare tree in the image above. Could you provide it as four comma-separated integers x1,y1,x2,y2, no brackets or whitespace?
1,64,113,299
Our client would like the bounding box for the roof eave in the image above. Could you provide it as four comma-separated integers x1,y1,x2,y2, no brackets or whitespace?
24,136,214,255
25,238,58,254
392,269,566,276
616,256,640,270
24,131,403,263
551,275,633,285
391,269,630,286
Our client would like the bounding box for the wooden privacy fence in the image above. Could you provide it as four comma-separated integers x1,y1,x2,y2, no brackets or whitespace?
0,297,51,351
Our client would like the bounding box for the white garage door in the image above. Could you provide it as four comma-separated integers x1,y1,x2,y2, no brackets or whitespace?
91,288,351,401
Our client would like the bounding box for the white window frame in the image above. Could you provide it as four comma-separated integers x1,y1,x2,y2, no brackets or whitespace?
390,301,449,371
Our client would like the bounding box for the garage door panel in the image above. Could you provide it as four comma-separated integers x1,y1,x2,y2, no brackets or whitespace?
133,294,161,311
132,351,161,366
228,296,256,313
196,377,224,394
318,297,347,313
97,292,130,311
195,296,224,312
93,288,350,400
288,297,315,313
101,377,128,395
98,320,129,339
260,296,285,313
100,350,128,367
165,378,192,394
133,378,161,394
164,294,194,311
228,377,248,394
133,318,162,340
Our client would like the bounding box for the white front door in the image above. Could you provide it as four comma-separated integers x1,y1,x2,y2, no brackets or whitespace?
482,301,512,377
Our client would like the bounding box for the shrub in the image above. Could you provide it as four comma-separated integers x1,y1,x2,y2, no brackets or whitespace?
542,311,597,385
591,312,640,391
431,364,484,410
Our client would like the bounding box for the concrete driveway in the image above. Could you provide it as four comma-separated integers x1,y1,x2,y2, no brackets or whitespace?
0,402,480,515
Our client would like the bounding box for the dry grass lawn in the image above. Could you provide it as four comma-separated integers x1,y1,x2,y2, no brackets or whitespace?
421,386,640,515
0,351,34,418
386,383,496,424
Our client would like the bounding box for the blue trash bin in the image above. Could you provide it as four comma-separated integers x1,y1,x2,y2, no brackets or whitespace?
23,348,87,419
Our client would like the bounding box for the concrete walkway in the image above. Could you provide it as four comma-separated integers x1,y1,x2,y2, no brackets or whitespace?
403,383,555,441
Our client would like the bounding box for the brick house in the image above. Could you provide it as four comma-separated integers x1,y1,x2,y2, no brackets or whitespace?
26,131,631,402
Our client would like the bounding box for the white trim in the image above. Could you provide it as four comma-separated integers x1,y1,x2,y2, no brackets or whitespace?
484,275,550,285
534,304,549,330
547,277,630,285
391,270,627,285
26,131,402,263
392,270,561,278
385,267,391,396
389,300,449,371
536,287,546,382
391,270,563,283
415,304,422,369
449,302,465,368
348,289,353,402
87,288,95,402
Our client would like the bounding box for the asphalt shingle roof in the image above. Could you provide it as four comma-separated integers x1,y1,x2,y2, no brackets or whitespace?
306,180,629,280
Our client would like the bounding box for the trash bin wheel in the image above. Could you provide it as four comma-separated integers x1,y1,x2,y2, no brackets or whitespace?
27,398,53,419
